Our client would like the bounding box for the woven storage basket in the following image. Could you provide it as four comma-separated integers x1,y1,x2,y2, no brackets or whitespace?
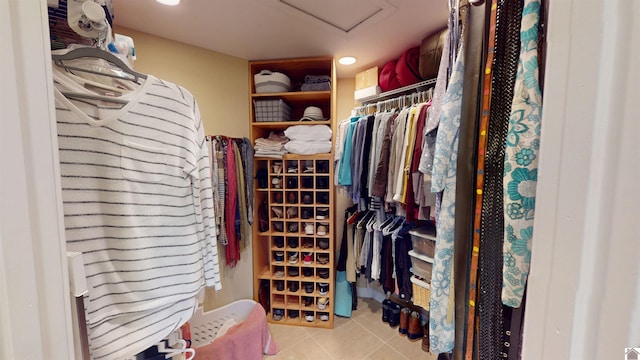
410,276,431,311
254,99,292,122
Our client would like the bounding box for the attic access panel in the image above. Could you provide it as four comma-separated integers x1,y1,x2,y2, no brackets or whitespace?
276,0,397,33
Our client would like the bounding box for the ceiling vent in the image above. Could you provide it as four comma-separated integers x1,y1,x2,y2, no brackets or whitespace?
272,0,397,34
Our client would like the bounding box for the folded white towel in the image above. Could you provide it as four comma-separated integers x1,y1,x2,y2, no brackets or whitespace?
284,125,332,141
285,140,332,155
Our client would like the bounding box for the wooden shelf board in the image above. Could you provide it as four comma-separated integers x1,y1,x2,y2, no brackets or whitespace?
253,120,331,128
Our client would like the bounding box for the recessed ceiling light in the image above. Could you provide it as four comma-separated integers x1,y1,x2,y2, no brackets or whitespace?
157,0,180,5
338,56,357,65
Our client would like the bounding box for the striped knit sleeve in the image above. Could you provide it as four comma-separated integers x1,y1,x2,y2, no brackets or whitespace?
189,96,222,290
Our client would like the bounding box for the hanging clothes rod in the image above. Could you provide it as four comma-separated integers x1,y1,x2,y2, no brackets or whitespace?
361,78,437,105
353,86,434,115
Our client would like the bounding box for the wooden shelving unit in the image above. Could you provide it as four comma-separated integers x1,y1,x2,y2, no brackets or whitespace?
250,57,336,328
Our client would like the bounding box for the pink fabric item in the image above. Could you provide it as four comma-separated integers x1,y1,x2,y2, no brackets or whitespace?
194,303,279,360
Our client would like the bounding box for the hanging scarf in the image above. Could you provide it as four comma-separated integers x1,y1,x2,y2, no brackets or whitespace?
429,20,466,354
502,0,542,308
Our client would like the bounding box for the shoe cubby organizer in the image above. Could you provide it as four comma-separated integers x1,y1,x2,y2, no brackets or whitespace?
254,156,335,328
250,57,336,328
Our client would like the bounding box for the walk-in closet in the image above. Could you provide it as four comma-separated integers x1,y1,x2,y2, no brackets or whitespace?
3,0,639,360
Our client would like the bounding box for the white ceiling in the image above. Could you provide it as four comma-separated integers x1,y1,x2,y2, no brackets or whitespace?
111,0,449,78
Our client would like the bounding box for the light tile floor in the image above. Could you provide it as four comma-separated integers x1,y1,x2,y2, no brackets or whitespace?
265,298,438,360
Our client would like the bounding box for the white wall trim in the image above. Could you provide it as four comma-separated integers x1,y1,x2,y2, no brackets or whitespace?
0,0,74,358
523,0,640,358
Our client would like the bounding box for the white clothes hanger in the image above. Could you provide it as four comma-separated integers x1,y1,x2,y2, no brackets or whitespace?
52,46,147,83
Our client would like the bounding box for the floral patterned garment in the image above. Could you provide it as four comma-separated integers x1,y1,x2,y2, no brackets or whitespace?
502,0,542,307
429,39,465,354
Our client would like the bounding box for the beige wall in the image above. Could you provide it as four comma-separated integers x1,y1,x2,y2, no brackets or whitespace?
114,27,253,310
334,78,356,246
115,27,250,138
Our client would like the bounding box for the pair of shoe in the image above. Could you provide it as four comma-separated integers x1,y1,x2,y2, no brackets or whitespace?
301,208,313,219
302,253,313,264
287,223,298,233
273,192,283,203
304,282,314,294
273,222,284,232
288,282,299,292
317,268,329,279
383,300,402,327
316,254,329,265
272,162,282,174
302,194,313,204
286,207,298,219
302,267,314,277
304,223,315,235
317,238,329,250
274,270,285,278
275,281,284,291
288,267,299,277
273,308,284,321
318,282,329,295
316,223,328,236
288,238,298,248
271,207,283,218
288,252,299,264
274,236,284,248
318,312,329,321
288,310,299,319
305,311,314,322
271,177,282,188
315,207,329,220
274,251,284,263
317,297,329,310
287,192,298,204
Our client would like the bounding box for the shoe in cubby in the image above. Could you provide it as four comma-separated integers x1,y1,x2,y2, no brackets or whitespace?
302,296,314,308
272,221,284,233
287,222,299,233
271,176,282,189
286,192,298,204
317,268,329,279
287,237,299,249
317,297,329,310
318,282,329,296
303,282,314,294
288,309,299,319
288,252,299,264
286,177,298,189
301,207,314,219
302,267,314,277
287,267,299,277
305,311,315,322
274,280,285,292
317,192,329,204
316,223,328,236
286,206,298,219
273,192,283,204
304,223,315,235
316,176,329,189
301,192,314,204
315,207,329,220
316,160,329,173
273,251,284,263
316,254,329,265
271,207,284,219
302,252,313,265
288,281,300,293
273,236,285,248
301,237,314,249
317,238,329,250
273,308,284,321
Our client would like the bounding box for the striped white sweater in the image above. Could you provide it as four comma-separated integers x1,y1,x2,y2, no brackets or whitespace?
53,68,221,359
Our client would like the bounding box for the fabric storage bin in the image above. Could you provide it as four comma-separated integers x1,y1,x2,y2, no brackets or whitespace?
409,224,436,257
254,70,292,93
409,250,433,281
410,276,430,310
254,99,292,122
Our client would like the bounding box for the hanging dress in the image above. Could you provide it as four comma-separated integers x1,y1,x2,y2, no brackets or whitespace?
502,0,542,308
428,28,466,354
